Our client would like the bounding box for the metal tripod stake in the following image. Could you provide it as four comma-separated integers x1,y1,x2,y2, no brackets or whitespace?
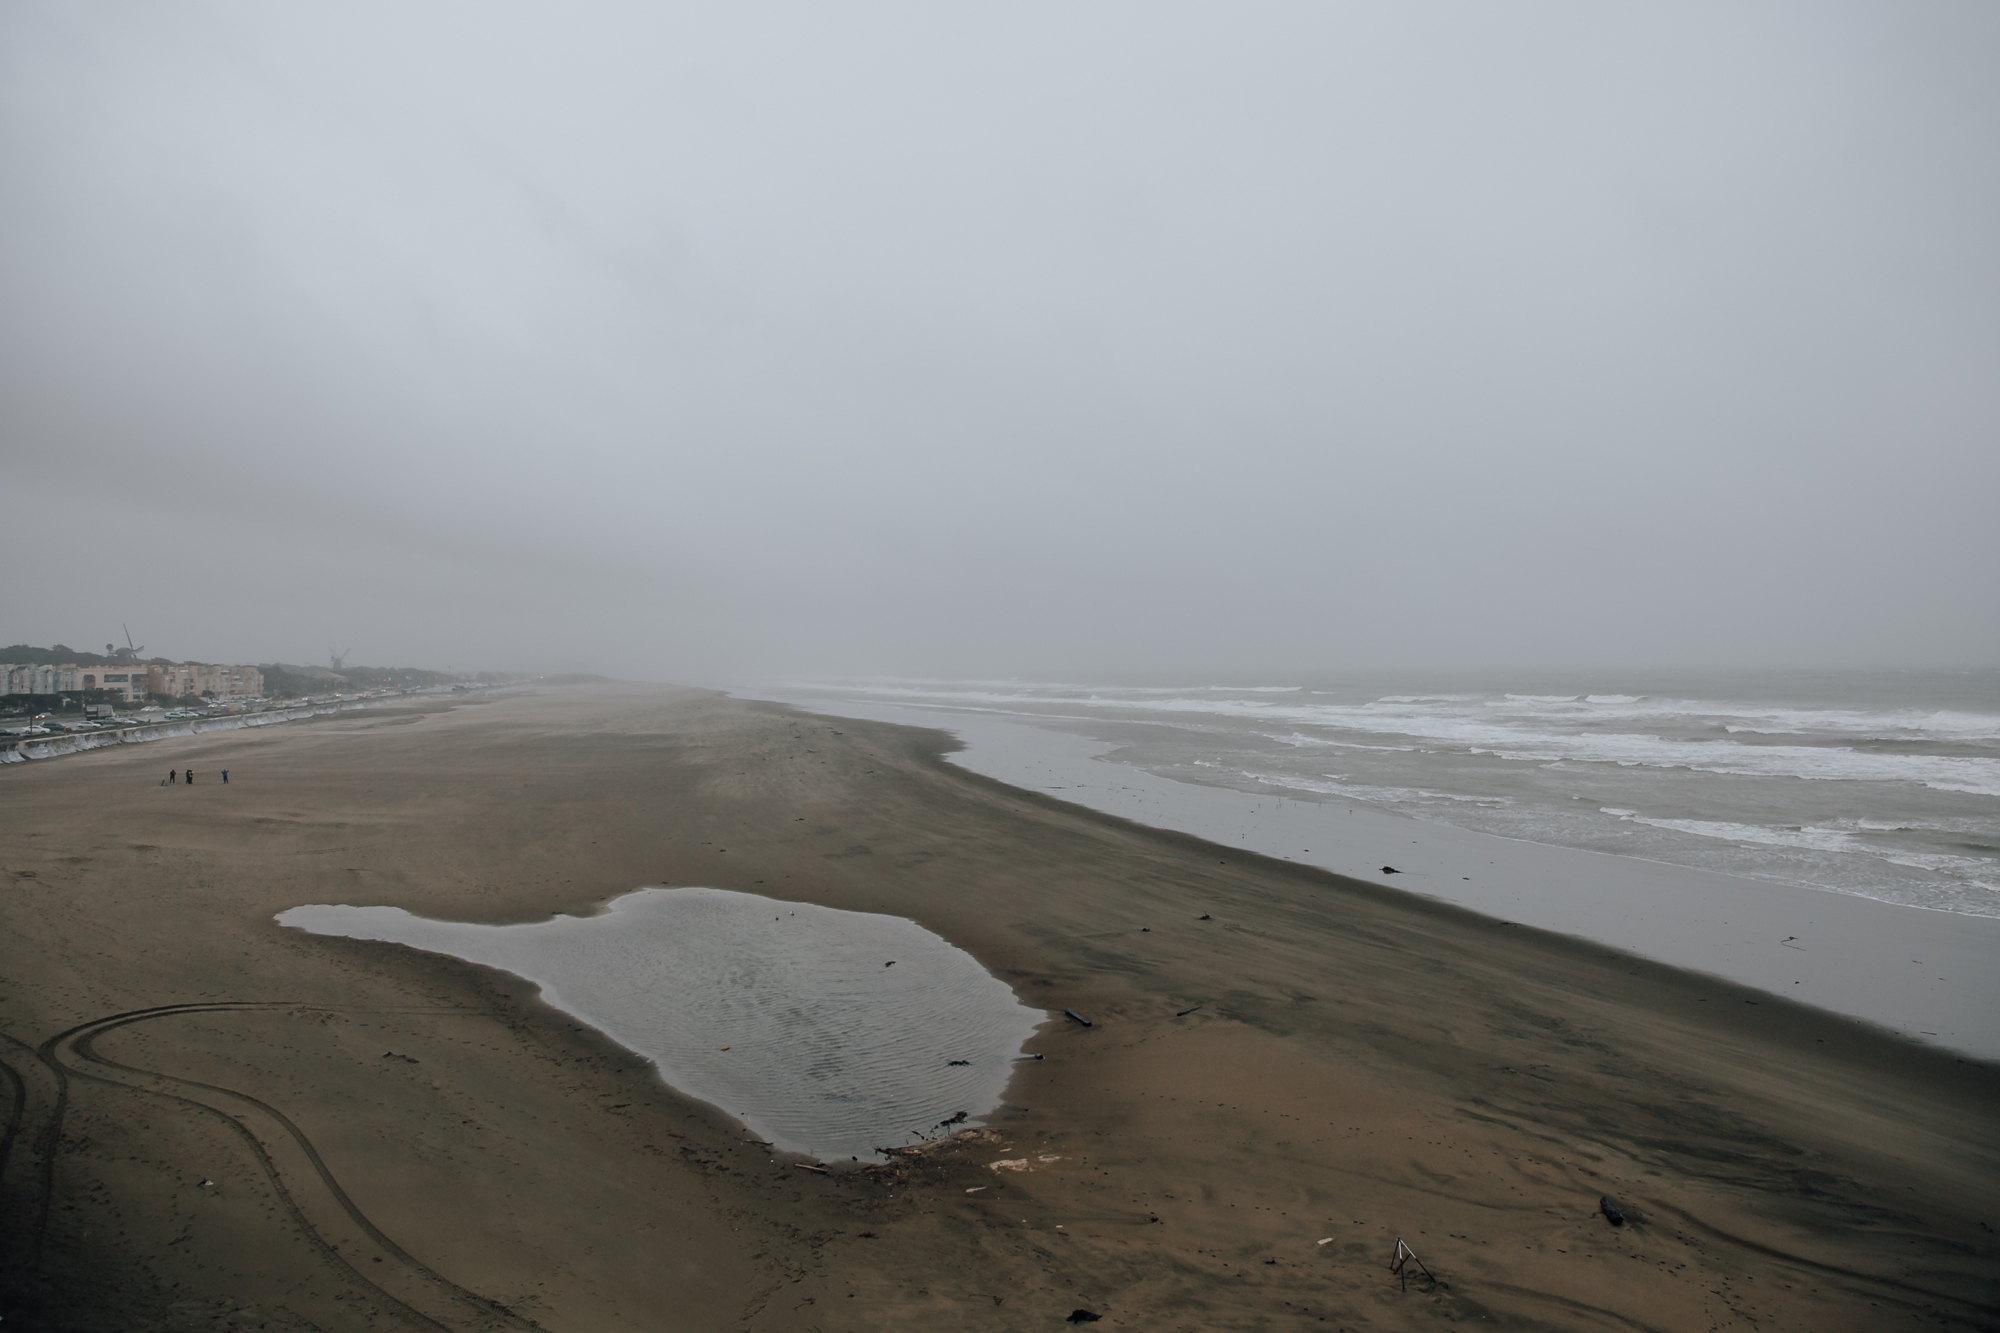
1390,1238,1434,1291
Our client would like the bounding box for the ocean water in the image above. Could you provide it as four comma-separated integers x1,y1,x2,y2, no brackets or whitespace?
278,888,1046,1161
774,671,2000,918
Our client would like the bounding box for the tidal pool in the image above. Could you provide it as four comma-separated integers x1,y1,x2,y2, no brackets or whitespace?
276,887,1047,1161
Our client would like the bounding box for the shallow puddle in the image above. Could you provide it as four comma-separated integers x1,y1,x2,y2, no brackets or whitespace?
277,887,1046,1161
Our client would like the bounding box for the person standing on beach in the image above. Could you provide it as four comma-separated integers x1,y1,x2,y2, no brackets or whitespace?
221,770,229,784
185,770,194,784
169,769,177,784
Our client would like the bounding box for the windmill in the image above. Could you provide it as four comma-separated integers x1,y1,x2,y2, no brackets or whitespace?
109,625,145,663
329,647,352,672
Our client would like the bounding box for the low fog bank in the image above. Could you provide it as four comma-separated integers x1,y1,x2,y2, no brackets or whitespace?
3,3,1996,683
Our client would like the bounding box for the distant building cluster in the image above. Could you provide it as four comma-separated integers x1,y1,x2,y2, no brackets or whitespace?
0,661,265,703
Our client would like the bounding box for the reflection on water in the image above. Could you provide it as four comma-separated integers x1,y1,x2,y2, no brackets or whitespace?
277,887,1045,1161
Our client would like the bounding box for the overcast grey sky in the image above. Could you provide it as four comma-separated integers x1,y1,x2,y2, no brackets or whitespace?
3,2,1995,681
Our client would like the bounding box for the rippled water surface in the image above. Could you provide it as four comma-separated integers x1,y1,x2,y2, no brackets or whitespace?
774,671,2000,915
278,888,1046,1161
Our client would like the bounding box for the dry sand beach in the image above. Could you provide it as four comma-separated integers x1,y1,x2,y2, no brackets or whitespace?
1,684,1995,1332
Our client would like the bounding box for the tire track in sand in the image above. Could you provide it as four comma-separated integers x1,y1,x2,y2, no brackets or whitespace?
37,1001,549,1333
0,1029,31,1184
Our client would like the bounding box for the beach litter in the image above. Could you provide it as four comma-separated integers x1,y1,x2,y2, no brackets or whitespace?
793,1164,829,1174
1064,1009,1092,1027
1066,1310,1101,1323
1316,1237,1334,1246
1176,1004,1203,1017
1599,1195,1625,1226
1381,866,1400,874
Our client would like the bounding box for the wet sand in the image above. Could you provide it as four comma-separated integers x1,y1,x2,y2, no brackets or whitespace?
769,700,2000,1058
1,684,1995,1332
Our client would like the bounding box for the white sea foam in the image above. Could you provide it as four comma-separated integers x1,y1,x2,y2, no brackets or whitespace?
1252,771,1507,807
1466,740,2000,796
801,686,2000,793
774,673,2000,917
1603,813,2000,882
1880,852,2000,876
1617,815,1862,853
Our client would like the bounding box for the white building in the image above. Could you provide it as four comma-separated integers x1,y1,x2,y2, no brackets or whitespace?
0,661,263,702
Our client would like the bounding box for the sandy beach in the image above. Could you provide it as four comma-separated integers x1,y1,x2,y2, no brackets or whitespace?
2,683,1995,1332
